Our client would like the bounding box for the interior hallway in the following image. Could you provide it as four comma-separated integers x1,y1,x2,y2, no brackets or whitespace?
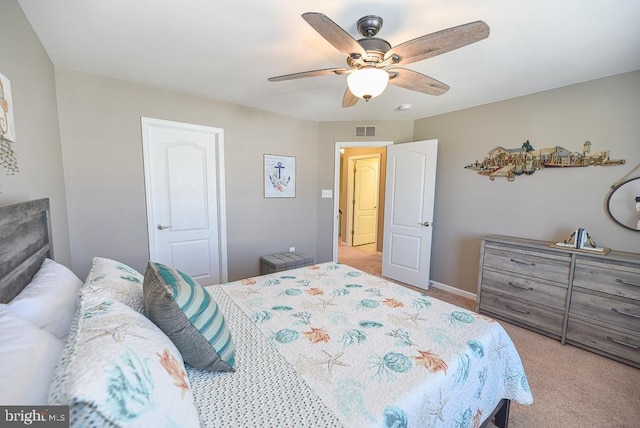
337,242,475,311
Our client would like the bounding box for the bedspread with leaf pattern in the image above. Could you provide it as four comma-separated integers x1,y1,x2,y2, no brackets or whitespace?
220,262,533,428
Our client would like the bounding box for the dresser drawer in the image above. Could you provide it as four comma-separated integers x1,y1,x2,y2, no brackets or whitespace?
479,291,564,338
566,315,640,367
481,269,568,310
569,290,640,333
483,244,571,284
573,258,640,301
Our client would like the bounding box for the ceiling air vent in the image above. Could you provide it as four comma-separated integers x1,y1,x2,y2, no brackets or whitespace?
354,125,376,137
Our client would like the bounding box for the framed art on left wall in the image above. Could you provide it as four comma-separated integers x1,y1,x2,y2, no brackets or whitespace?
0,72,16,142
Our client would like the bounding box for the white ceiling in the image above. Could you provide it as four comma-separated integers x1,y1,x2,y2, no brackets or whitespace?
17,0,640,122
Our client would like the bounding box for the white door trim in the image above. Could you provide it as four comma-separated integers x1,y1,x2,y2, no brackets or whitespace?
141,117,228,283
333,141,393,262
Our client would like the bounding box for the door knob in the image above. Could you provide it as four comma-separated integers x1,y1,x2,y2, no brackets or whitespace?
420,221,431,227
157,224,171,230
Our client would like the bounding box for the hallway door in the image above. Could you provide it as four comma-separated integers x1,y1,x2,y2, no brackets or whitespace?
351,156,380,246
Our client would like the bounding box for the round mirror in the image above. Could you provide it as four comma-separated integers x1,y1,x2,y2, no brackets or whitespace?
606,176,640,231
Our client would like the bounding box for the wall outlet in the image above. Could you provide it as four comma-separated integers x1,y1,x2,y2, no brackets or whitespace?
289,247,295,252
321,189,332,198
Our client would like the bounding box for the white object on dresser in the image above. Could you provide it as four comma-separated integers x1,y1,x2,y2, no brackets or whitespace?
477,235,640,368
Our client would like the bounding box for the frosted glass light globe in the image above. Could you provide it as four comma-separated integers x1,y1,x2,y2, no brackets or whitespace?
347,67,389,101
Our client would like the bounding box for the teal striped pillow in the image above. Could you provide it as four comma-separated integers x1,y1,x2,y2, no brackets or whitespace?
143,262,235,372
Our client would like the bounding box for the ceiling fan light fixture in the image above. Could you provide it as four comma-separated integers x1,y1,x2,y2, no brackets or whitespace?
347,67,389,101
269,13,490,107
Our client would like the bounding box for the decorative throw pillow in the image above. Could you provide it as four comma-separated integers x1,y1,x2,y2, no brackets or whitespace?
7,258,83,338
83,257,145,313
48,295,201,427
143,262,236,372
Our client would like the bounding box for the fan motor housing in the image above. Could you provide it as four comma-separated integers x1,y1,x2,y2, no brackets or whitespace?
358,37,391,54
350,16,391,65
349,37,391,66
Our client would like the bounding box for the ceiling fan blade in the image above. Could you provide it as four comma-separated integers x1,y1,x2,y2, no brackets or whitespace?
268,68,349,82
302,12,367,58
342,87,359,108
385,21,489,65
387,68,450,96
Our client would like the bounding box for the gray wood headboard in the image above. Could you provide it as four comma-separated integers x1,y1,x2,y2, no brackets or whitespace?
0,198,52,303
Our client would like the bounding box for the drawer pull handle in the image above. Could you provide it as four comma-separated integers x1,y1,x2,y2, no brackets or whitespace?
615,278,640,287
607,336,640,350
510,258,536,267
611,308,640,319
508,281,533,291
506,305,531,315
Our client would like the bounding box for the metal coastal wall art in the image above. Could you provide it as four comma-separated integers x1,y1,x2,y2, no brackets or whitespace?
465,140,625,181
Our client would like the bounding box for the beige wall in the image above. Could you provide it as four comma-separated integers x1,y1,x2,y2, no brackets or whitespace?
414,70,640,294
55,68,319,281
0,1,71,266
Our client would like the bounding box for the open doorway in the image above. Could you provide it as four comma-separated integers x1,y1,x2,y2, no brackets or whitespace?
333,141,392,273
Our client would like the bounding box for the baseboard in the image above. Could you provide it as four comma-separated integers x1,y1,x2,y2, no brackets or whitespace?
429,279,477,301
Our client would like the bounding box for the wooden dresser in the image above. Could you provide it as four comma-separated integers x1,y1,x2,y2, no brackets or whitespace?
476,235,640,368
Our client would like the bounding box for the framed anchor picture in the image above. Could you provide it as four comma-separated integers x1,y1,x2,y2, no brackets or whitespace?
264,154,296,198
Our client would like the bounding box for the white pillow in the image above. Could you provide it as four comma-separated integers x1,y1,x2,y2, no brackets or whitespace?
8,258,83,339
0,307,64,404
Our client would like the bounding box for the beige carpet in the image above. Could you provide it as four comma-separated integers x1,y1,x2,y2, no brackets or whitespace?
338,243,640,427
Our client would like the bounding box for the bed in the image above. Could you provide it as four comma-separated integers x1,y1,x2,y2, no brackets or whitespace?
0,198,532,427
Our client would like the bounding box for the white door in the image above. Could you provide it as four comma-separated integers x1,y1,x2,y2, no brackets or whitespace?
382,140,438,289
141,117,228,285
352,157,380,246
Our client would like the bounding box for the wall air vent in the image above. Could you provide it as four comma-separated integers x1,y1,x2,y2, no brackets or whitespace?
354,125,376,137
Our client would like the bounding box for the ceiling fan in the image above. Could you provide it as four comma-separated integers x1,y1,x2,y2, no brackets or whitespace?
268,12,490,108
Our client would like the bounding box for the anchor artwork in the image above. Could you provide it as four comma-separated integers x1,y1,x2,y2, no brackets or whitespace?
465,140,625,181
264,154,296,198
